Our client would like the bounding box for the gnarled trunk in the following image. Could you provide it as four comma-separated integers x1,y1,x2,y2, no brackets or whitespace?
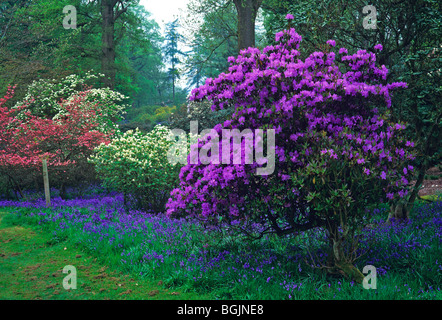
329,237,365,284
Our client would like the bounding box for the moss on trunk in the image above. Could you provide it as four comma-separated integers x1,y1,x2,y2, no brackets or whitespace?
335,262,365,284
329,237,365,284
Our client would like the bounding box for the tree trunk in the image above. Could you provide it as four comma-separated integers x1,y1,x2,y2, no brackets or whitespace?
101,0,116,89
387,203,409,224
335,261,365,284
324,237,365,283
386,160,428,224
233,0,263,52
326,224,365,283
60,182,67,200
9,175,24,200
172,61,176,104
406,160,427,210
8,176,20,200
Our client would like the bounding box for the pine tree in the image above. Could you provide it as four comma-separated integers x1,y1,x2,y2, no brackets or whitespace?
163,18,185,104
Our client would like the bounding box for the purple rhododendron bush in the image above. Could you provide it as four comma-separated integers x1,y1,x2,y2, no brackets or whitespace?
166,20,415,282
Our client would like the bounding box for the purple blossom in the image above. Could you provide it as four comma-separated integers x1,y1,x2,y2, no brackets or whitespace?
275,31,285,42
167,24,414,245
374,44,383,51
285,14,294,20
326,39,336,47
398,189,408,198
401,176,408,185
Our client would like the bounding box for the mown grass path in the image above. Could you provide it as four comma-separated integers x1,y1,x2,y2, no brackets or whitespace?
0,210,206,300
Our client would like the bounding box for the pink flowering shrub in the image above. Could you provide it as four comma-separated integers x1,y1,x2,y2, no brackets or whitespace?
166,21,414,281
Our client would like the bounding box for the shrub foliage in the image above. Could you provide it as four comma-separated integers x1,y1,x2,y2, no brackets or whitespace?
166,19,415,281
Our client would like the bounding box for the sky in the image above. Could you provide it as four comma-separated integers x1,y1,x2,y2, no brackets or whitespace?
139,0,190,31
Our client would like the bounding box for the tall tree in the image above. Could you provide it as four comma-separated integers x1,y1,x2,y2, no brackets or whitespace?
390,0,441,219
183,4,238,89
100,0,133,89
115,4,165,107
164,18,185,104
184,0,263,56
232,0,263,51
0,0,168,109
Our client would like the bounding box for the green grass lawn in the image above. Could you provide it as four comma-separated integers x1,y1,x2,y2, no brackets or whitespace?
1,197,441,300
0,209,209,300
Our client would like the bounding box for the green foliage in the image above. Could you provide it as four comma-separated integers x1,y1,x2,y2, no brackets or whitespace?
0,0,178,110
122,105,178,132
183,0,238,89
118,4,170,107
169,99,234,132
393,40,441,173
0,0,79,102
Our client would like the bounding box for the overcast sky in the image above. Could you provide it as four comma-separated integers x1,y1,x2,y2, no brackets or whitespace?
139,0,190,31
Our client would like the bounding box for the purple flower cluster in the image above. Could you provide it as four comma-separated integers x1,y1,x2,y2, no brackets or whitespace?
1,191,441,298
166,23,414,227
0,193,123,210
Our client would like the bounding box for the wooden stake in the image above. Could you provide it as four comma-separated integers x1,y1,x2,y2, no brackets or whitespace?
42,159,51,207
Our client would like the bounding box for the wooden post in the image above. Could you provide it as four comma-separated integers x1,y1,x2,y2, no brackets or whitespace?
42,159,51,207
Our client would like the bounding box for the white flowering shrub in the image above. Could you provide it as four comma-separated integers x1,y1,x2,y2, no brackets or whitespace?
89,125,196,212
14,71,128,132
